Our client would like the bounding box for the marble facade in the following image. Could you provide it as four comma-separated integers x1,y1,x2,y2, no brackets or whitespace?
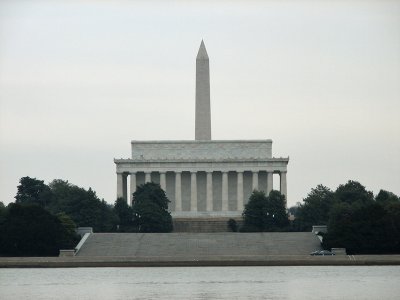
115,140,288,217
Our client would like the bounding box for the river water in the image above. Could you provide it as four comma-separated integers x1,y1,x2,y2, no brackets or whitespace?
0,266,399,299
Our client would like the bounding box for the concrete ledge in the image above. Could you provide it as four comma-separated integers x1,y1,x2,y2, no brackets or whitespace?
76,227,93,237
59,250,75,257
1,255,400,268
332,248,347,255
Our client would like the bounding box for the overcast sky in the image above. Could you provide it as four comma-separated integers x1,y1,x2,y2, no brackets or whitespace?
0,0,399,207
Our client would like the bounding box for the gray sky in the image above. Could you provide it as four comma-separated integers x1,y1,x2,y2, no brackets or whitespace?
1,0,399,207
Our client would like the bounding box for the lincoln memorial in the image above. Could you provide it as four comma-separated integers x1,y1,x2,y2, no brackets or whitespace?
114,41,289,218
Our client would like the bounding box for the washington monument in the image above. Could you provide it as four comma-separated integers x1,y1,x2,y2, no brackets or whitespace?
195,40,211,140
115,41,289,215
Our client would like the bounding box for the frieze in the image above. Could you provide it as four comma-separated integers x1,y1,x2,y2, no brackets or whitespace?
130,140,273,160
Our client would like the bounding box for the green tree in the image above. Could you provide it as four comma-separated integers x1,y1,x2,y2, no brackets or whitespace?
322,186,400,254
114,198,133,225
114,197,135,231
384,202,400,251
56,212,80,249
375,190,399,206
294,185,334,231
323,202,399,254
15,177,53,208
242,191,266,231
0,203,78,256
57,212,77,237
228,218,238,232
268,190,290,228
132,183,173,233
334,180,374,206
47,180,118,232
98,200,119,232
0,201,6,225
242,190,288,232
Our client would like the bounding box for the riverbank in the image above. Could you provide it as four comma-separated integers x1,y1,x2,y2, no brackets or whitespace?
1,255,400,268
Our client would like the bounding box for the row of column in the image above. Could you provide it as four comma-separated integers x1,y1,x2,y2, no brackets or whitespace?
117,171,287,210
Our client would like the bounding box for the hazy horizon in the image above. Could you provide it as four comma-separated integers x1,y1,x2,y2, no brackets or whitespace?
1,0,399,207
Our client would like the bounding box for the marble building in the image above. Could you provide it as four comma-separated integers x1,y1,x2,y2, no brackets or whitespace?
114,41,289,218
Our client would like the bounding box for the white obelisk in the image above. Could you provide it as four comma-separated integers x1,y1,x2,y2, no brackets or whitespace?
195,40,211,140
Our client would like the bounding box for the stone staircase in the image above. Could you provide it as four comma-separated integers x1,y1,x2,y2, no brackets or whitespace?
75,232,321,257
173,218,242,232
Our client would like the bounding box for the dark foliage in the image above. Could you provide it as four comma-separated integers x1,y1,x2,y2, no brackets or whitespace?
15,177,52,208
132,183,173,233
57,212,78,237
47,179,118,232
114,198,133,226
375,189,399,205
0,202,6,230
335,180,374,206
278,180,400,254
0,201,5,219
228,218,238,232
0,203,79,256
242,190,288,232
114,197,137,232
294,185,334,231
293,180,400,254
13,177,118,232
323,201,400,254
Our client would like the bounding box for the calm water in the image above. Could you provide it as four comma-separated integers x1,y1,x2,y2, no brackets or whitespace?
0,266,399,299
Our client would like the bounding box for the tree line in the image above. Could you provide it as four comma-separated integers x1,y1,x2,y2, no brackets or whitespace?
0,177,172,256
289,181,400,254
230,180,399,254
1,176,399,256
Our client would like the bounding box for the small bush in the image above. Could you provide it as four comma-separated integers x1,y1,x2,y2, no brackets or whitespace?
228,218,238,232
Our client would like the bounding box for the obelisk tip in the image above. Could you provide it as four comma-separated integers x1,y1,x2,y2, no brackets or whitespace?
196,40,209,60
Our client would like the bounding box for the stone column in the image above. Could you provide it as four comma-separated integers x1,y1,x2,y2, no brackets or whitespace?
122,173,128,201
191,172,197,211
222,171,228,211
160,172,166,191
206,172,213,211
237,171,244,211
175,172,182,211
145,172,151,183
280,171,287,207
129,172,136,206
117,173,124,199
252,171,259,191
267,172,273,195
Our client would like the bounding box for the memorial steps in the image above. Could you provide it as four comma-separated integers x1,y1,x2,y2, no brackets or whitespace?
75,232,321,258
173,218,243,232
